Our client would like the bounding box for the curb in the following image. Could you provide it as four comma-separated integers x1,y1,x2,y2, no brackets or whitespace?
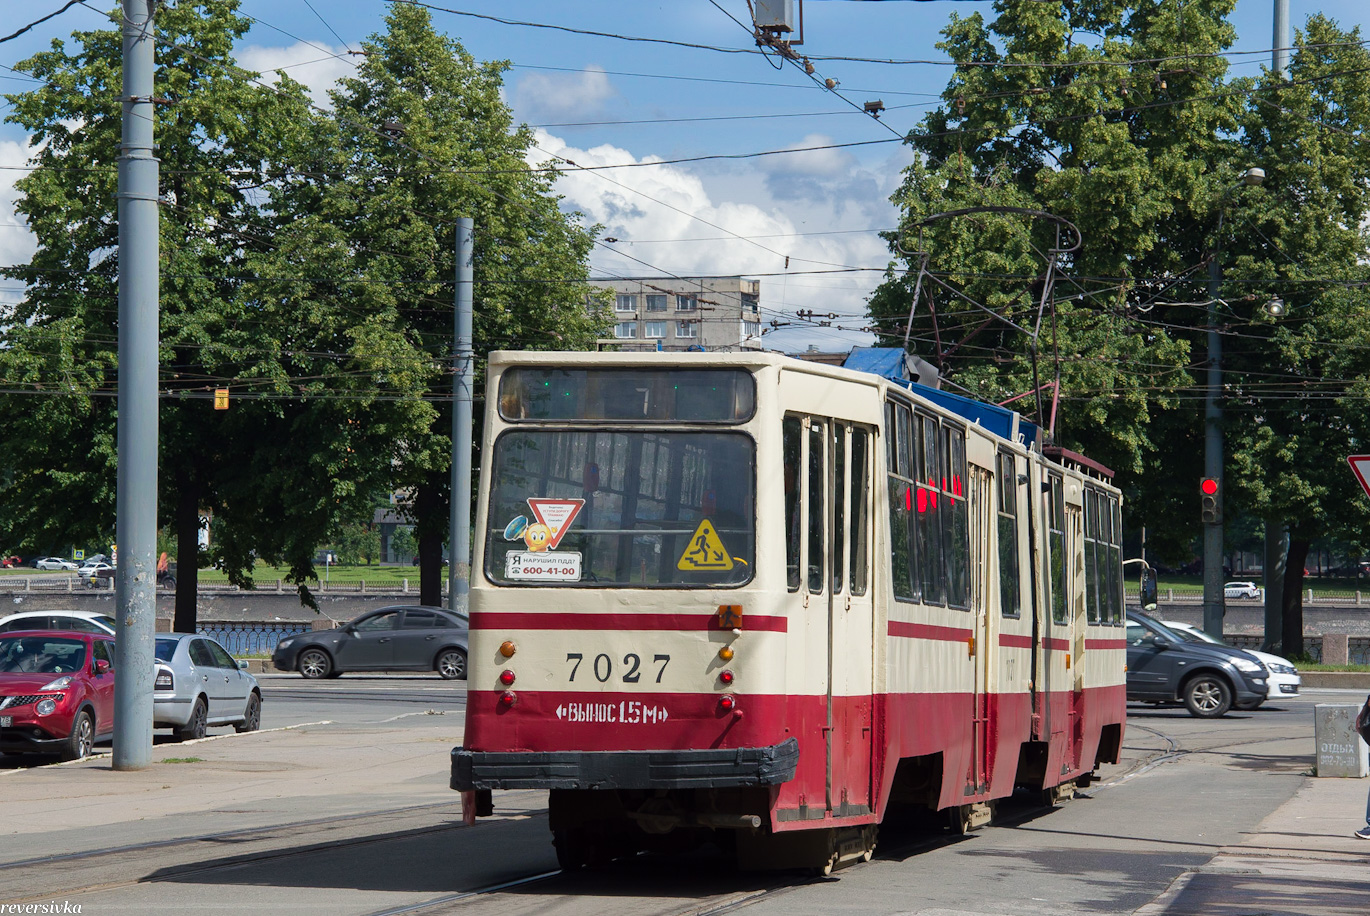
1301,672,1370,690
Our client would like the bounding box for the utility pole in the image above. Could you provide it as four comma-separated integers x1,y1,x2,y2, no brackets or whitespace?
112,0,159,770
1203,255,1225,639
1273,0,1290,79
449,218,474,614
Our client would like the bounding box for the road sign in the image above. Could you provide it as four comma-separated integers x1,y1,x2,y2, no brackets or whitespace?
1350,456,1370,499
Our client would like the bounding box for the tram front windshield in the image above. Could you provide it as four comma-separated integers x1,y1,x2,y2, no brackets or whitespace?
484,430,755,587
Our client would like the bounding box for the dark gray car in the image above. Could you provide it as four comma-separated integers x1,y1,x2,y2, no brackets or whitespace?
1126,610,1268,718
271,606,468,680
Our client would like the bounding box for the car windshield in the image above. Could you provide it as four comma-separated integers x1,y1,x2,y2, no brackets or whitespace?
484,429,755,588
154,638,180,662
0,636,87,674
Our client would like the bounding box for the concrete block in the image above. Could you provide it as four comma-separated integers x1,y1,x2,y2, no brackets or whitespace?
310,617,336,631
1324,633,1351,665
1314,704,1369,777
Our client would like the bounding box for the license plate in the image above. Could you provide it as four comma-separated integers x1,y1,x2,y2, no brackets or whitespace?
0,716,10,727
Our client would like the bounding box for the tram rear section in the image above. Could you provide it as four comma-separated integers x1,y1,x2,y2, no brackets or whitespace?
452,351,1127,874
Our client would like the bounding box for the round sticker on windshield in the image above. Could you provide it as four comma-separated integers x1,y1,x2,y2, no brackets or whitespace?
503,515,529,541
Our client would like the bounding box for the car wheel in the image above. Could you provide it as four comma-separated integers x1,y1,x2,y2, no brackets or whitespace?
234,692,261,733
60,711,95,761
177,698,209,741
436,648,467,680
1183,673,1232,718
298,648,332,679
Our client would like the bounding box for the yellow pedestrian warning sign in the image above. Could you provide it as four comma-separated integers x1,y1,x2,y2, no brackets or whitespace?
677,519,733,571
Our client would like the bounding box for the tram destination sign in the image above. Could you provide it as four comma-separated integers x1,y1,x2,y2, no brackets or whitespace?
505,550,582,581
1348,455,1370,499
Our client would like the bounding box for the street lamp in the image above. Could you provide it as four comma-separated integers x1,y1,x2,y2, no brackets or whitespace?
1203,166,1265,638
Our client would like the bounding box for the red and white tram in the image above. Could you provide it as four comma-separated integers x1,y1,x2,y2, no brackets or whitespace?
452,350,1127,872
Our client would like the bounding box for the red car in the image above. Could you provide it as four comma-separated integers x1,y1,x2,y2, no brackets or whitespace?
0,630,116,760
1,556,22,569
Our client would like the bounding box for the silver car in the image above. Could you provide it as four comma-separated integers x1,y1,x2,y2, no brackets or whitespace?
153,634,262,740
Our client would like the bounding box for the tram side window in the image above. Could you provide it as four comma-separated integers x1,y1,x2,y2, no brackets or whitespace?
1108,495,1123,624
783,416,802,592
807,422,825,594
1083,488,1100,623
943,425,969,609
832,424,846,595
851,429,870,596
996,451,1020,618
1049,474,1066,625
916,413,945,605
886,401,915,601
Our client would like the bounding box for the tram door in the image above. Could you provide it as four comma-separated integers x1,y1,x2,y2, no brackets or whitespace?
1066,499,1086,773
968,464,995,795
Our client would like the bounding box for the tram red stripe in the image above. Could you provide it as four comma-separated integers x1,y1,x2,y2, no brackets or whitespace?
1043,637,1069,650
469,612,787,633
998,633,1033,649
887,621,971,642
1085,638,1126,650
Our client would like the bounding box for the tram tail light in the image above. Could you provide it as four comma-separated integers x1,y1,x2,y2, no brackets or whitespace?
499,669,516,686
718,646,735,661
718,695,736,712
499,640,517,658
499,691,517,708
719,669,735,685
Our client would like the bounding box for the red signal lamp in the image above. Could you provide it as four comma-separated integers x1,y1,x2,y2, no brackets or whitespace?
499,691,517,708
718,695,736,712
719,669,735,685
1201,478,1218,496
499,669,516,686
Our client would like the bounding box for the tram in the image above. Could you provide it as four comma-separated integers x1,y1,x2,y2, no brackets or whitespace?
452,350,1127,873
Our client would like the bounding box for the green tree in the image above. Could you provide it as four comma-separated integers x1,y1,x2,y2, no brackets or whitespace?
870,2,1370,646
0,1,431,627
321,5,606,605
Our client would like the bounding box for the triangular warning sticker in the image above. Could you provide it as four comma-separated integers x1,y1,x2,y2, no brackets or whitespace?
527,498,585,549
677,518,734,571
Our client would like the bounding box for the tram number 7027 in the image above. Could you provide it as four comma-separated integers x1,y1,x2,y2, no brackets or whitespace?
566,652,670,684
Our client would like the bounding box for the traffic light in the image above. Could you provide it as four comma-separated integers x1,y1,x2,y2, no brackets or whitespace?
1200,477,1221,524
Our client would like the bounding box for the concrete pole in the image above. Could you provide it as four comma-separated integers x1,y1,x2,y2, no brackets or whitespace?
1263,521,1288,651
1202,255,1225,639
449,218,474,615
112,0,160,770
1273,0,1290,80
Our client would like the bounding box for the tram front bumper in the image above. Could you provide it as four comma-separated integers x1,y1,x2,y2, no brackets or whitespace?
451,737,799,791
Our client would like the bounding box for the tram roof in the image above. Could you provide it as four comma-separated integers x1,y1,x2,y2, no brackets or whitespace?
486,350,1039,448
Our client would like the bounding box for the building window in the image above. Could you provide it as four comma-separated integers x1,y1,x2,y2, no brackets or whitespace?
615,294,637,312
644,321,666,339
676,295,698,312
614,322,637,339
676,320,698,339
743,320,760,338
741,292,758,311
645,294,667,312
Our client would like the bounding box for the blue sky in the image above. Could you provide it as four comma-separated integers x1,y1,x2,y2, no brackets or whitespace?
1,1,1365,353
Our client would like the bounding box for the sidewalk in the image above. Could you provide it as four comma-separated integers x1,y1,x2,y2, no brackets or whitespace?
1138,774,1370,915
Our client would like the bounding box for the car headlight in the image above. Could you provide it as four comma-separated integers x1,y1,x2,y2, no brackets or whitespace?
1232,659,1264,673
35,698,57,715
277,638,294,649
39,676,73,691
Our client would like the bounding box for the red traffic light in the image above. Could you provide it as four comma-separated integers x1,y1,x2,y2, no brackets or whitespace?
1200,478,1219,495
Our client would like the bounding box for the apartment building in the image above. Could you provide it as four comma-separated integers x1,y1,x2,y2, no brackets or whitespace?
588,277,764,352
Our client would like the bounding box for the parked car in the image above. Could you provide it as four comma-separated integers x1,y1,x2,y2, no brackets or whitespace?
32,557,78,571
1,556,23,569
0,610,117,636
0,629,116,759
1161,620,1300,708
1223,581,1262,600
272,605,468,680
153,633,261,740
1126,610,1268,718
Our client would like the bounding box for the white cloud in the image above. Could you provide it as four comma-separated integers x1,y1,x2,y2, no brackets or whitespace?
0,138,38,305
534,130,910,353
237,42,357,109
510,66,617,126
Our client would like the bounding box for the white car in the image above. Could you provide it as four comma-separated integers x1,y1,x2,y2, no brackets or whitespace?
32,556,78,571
153,633,261,739
1223,581,1262,599
77,562,114,580
0,609,117,635
1163,620,1300,708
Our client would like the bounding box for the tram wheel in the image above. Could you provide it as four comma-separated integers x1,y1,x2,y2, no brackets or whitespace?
553,828,588,871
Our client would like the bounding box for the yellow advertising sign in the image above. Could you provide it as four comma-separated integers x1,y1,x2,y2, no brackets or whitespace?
677,519,733,571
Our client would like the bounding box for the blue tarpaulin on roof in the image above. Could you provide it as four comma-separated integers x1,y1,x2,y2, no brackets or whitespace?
843,347,1039,448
